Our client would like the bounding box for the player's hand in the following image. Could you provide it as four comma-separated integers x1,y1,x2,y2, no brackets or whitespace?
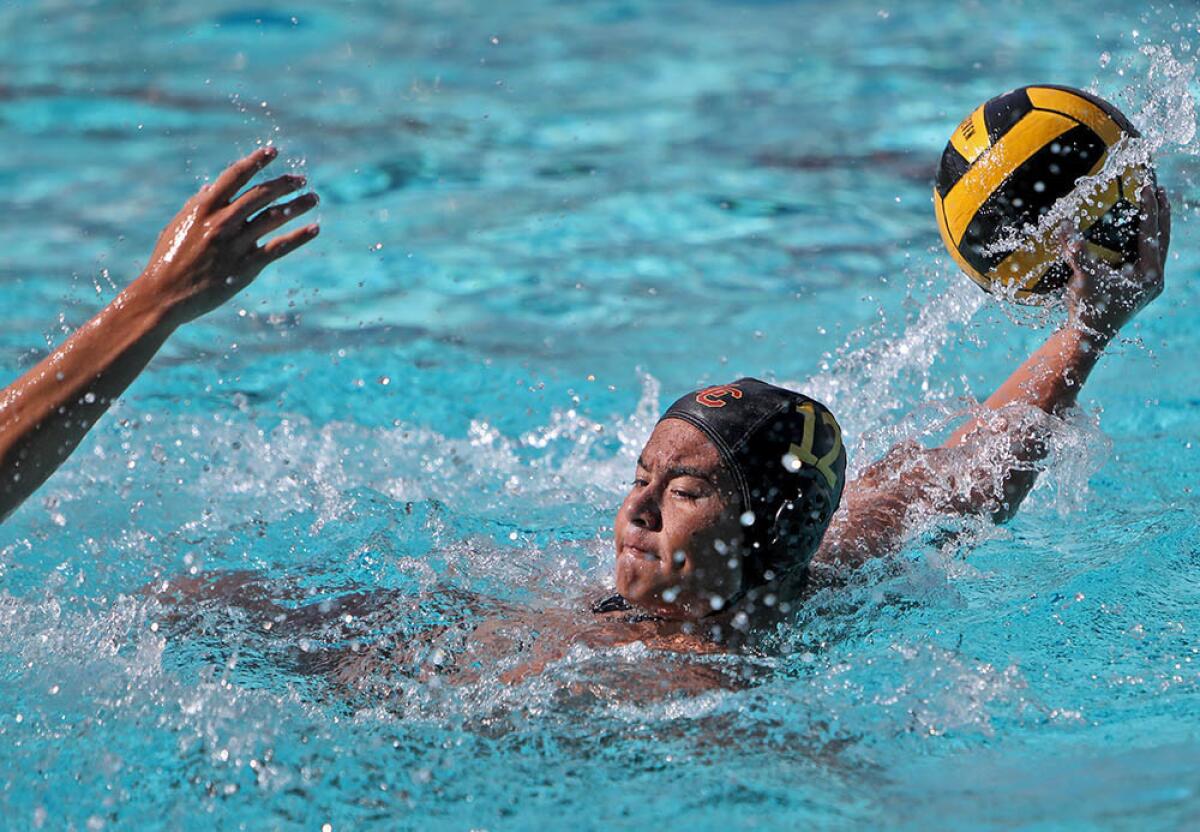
1065,182,1169,339
134,147,319,327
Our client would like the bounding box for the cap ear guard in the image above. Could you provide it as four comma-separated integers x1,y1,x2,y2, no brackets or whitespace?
760,472,836,583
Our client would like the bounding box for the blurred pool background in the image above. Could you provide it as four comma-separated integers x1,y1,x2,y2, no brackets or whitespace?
1,0,1199,828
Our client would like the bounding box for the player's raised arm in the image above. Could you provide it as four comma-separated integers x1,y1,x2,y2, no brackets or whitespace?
815,184,1170,569
0,147,319,522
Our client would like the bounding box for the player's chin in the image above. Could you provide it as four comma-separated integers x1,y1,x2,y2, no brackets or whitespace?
616,548,670,605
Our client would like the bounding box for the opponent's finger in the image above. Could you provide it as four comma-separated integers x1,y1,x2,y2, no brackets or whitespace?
207,146,278,206
227,174,307,222
245,192,319,240
258,223,320,263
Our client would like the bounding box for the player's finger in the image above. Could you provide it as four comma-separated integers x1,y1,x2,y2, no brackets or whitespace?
1137,182,1162,268
1156,186,1171,267
207,146,278,206
258,223,320,263
227,174,307,223
1059,222,1097,283
245,192,319,240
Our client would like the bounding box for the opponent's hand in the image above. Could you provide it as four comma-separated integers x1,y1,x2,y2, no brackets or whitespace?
135,146,319,327
1065,182,1170,339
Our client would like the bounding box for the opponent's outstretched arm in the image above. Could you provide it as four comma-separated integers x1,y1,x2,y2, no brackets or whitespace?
816,183,1170,568
0,147,319,522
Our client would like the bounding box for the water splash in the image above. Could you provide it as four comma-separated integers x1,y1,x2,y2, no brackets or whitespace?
980,45,1197,304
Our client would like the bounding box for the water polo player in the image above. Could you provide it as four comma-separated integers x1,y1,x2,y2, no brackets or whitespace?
593,181,1171,636
0,148,1171,656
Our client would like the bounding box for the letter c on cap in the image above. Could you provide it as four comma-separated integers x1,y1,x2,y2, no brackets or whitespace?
696,385,743,408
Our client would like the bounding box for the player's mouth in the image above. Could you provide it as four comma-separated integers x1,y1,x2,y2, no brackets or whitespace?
620,540,659,561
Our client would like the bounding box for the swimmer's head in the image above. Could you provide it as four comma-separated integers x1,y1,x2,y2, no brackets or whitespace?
613,378,846,619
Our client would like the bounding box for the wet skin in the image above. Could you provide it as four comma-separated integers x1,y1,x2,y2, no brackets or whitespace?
613,418,747,619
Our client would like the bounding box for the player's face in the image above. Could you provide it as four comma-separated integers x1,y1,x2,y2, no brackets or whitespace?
613,419,745,618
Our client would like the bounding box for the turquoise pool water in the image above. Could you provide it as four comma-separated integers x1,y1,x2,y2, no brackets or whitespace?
2,1,1199,828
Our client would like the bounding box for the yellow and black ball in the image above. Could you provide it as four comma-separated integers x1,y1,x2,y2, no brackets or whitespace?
933,84,1149,301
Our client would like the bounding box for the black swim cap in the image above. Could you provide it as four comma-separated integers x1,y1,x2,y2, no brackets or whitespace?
660,378,847,588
